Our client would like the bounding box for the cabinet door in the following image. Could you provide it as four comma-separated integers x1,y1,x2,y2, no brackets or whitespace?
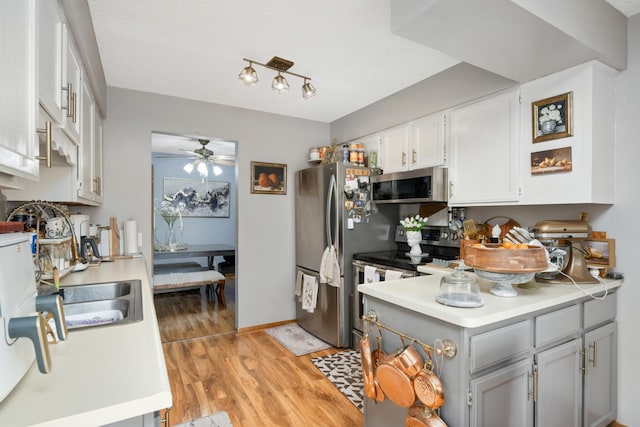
38,0,64,123
470,358,533,427
410,112,446,169
448,90,520,205
78,78,95,201
379,125,410,173
62,33,81,143
0,0,38,181
583,322,617,427
93,113,103,203
536,338,582,427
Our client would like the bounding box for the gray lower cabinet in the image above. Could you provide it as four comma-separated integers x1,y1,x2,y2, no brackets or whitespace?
363,292,617,427
584,322,617,427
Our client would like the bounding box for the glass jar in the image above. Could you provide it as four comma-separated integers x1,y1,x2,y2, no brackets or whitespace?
309,146,320,161
435,269,484,308
349,143,359,164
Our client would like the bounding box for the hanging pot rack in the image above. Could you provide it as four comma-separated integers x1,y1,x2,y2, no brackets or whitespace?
362,309,457,359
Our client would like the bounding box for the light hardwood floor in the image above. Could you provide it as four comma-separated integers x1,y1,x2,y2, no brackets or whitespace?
155,279,363,426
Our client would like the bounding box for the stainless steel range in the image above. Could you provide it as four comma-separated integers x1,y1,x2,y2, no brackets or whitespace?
351,225,460,345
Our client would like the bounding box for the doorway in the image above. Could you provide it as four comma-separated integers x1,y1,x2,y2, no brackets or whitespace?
151,131,238,342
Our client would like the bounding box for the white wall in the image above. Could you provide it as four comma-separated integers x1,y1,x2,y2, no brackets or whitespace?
95,87,328,329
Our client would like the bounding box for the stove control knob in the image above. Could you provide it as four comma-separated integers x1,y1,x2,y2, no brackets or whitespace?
451,233,459,241
441,231,449,240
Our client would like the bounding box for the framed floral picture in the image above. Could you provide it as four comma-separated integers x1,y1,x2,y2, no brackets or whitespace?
251,161,287,195
532,92,573,143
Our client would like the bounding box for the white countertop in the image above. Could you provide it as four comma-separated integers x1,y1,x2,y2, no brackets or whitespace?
358,264,622,329
0,257,172,427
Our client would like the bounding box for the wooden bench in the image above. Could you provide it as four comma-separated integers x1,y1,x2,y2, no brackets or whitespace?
153,269,226,307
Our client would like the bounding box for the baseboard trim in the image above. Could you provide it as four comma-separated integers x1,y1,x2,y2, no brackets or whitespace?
238,319,295,335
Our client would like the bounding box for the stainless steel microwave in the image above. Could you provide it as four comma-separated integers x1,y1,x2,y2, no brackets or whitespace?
371,167,448,204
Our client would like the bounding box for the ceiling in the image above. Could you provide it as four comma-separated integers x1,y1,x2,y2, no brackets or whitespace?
88,0,640,129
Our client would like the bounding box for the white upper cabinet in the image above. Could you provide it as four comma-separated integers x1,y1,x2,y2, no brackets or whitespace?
378,112,446,174
78,78,103,204
379,124,411,173
448,89,521,206
518,61,616,205
38,0,65,124
0,0,38,182
62,35,81,144
409,112,446,169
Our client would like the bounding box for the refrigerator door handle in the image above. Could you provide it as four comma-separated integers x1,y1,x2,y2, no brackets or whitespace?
326,174,337,247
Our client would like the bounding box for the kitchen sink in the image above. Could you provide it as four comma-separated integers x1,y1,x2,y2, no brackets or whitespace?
60,280,143,330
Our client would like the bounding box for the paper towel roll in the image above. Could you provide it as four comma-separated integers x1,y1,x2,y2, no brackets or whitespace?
124,220,138,255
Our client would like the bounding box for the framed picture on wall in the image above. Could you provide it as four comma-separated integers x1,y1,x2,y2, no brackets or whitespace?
163,177,230,218
251,161,287,195
532,91,573,143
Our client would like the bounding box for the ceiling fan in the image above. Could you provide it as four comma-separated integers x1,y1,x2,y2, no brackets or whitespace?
179,139,235,178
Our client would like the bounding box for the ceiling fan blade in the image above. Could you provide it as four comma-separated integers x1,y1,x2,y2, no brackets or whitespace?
213,154,235,160
215,159,235,167
180,149,199,156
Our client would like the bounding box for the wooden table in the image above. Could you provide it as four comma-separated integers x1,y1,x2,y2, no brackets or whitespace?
154,243,235,270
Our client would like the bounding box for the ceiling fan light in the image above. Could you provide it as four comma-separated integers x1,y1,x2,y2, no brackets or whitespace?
183,162,194,173
213,165,223,176
197,161,209,177
302,80,316,99
271,73,290,94
238,64,258,86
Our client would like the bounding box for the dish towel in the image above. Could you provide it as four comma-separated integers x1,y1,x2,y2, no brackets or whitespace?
301,274,319,313
294,270,304,297
385,270,403,281
364,265,380,283
320,245,341,287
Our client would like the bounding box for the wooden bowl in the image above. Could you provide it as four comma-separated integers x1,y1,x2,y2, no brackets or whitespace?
464,243,548,273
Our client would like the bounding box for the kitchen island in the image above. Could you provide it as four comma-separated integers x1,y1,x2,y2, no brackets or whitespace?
359,268,622,427
0,257,172,427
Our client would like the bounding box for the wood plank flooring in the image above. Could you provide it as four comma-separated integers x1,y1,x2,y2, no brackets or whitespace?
155,277,363,426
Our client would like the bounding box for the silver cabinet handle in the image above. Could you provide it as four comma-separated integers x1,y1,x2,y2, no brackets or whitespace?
36,121,52,168
62,83,73,118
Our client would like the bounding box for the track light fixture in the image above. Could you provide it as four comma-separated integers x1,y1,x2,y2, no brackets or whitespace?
238,56,316,99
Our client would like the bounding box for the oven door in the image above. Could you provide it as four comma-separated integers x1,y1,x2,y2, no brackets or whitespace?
352,260,416,346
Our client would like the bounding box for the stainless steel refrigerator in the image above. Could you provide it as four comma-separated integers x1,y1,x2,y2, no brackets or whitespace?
295,163,397,348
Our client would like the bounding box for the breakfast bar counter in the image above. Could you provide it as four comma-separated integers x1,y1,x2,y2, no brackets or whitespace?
0,257,171,427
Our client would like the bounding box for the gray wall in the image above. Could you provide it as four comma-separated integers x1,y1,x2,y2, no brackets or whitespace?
94,87,328,329
330,62,516,144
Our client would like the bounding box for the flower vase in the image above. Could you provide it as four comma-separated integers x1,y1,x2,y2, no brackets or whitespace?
406,230,422,256
166,220,178,252
541,119,557,134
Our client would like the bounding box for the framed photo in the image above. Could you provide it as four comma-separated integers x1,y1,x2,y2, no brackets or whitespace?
163,177,230,218
251,161,287,195
532,92,573,143
530,146,572,175
581,238,616,268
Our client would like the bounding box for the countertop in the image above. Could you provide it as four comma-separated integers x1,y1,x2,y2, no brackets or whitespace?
358,264,622,329
0,257,172,427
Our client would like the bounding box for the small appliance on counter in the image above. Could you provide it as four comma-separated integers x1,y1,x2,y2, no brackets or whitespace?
0,233,67,403
531,219,599,284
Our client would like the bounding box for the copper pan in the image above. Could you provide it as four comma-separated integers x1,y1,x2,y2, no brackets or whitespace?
376,362,415,407
360,334,376,400
386,343,423,379
372,332,387,401
414,360,445,409
406,406,447,427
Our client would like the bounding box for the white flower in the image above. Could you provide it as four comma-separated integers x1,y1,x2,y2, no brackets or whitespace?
400,215,428,231
539,103,563,124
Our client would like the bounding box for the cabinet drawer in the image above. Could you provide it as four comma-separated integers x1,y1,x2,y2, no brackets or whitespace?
470,320,531,373
535,305,581,347
584,292,617,330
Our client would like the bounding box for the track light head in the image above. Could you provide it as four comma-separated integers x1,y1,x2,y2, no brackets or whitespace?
302,79,316,99
272,73,290,94
238,63,258,86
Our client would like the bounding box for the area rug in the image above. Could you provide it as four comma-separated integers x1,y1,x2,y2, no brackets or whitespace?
173,411,233,427
265,323,332,356
311,350,364,413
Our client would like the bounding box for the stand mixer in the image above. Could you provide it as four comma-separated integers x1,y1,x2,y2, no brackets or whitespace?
531,219,599,284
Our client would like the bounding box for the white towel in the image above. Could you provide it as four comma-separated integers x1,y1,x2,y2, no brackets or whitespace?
385,270,403,281
294,270,304,297
301,274,318,313
320,245,341,287
364,265,380,284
